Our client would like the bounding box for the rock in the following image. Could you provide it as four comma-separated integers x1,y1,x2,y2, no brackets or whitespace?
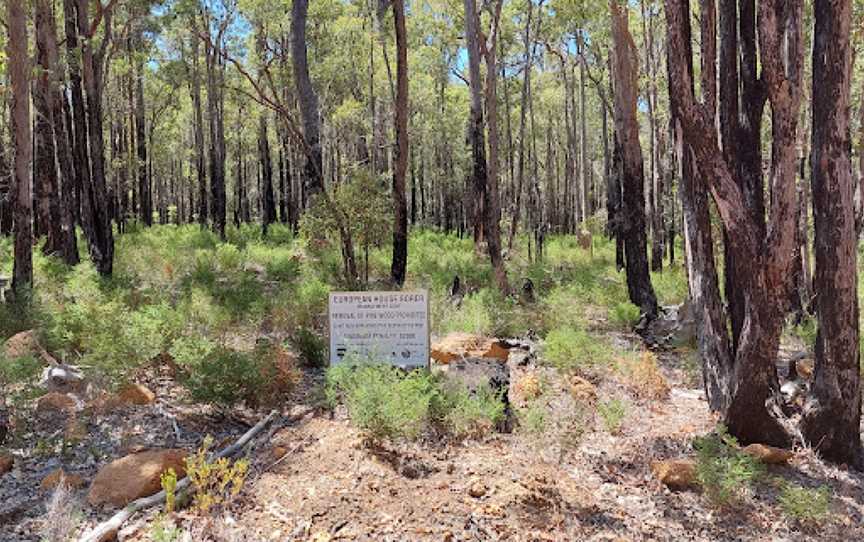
0,452,13,475
567,375,598,404
40,364,86,394
116,383,156,406
650,459,697,491
468,481,487,498
88,449,188,507
742,443,794,465
795,358,814,380
3,330,41,359
36,392,77,416
513,372,542,402
41,468,85,491
270,446,288,461
431,333,510,364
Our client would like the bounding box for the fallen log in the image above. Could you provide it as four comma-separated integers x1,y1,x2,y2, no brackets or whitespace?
79,410,278,542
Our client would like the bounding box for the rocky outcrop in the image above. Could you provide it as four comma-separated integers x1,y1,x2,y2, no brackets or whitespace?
431,333,510,364
651,459,697,491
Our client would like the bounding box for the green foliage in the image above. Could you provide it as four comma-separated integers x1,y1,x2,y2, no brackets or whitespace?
291,327,327,368
694,426,764,507
597,398,627,434
150,515,183,542
518,401,548,435
171,339,296,406
185,436,249,515
543,326,615,372
325,359,506,442
778,483,831,525
0,353,42,385
160,468,178,514
610,302,641,329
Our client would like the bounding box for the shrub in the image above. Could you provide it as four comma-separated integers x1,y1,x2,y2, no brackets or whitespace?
518,401,548,435
325,360,506,442
439,381,506,438
172,339,297,406
610,302,641,329
617,350,670,400
291,327,327,368
326,362,437,441
597,398,627,434
543,326,615,373
778,483,831,525
185,436,249,515
694,426,764,507
0,353,42,385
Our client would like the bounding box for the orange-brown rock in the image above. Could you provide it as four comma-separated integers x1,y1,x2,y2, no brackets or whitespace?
270,446,289,461
431,333,509,364
0,453,13,475
651,459,697,490
795,358,815,380
36,392,77,415
4,330,40,359
41,468,85,491
87,449,188,507
742,443,794,465
116,383,156,406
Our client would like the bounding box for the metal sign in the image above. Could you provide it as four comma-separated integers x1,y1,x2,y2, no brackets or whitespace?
328,290,430,368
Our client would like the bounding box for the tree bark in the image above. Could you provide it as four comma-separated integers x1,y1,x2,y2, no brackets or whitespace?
610,0,658,317
801,0,863,469
259,115,277,235
390,0,409,287
292,0,324,197
8,0,33,298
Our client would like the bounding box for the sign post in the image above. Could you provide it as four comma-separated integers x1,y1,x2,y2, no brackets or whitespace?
328,290,430,368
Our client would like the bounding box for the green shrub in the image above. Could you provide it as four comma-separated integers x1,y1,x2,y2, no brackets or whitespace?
292,327,327,368
438,381,506,438
610,302,641,329
543,326,615,372
694,426,764,507
171,339,295,405
326,362,437,441
778,483,831,525
518,401,548,435
597,398,627,434
0,353,42,385
325,360,506,442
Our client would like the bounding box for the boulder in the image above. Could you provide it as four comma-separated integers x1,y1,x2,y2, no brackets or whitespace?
742,443,794,465
116,383,156,406
41,468,86,491
0,452,13,475
651,459,697,491
88,449,188,507
36,392,77,416
4,330,59,366
431,333,510,364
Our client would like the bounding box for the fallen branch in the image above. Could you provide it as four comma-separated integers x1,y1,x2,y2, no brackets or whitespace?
79,410,279,542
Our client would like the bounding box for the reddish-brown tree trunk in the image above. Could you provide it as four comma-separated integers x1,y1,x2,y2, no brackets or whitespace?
801,0,863,469
390,0,409,287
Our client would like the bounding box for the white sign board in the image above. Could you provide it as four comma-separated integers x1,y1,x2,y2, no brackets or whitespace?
328,290,430,368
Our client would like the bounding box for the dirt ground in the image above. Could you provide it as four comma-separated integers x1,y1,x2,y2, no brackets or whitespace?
3,332,864,542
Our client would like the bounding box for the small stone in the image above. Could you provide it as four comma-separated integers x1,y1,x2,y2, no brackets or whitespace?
0,453,13,475
650,459,697,490
116,383,156,406
270,446,288,461
36,392,77,415
41,468,85,491
742,443,794,465
795,358,815,380
468,481,487,498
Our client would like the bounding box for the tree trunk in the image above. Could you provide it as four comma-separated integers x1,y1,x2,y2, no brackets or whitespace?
292,0,324,197
259,115,277,235
390,0,409,287
801,0,863,469
610,0,658,317
135,46,151,226
8,0,33,298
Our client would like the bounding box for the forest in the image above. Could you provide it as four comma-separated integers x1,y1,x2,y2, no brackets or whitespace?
1,0,864,540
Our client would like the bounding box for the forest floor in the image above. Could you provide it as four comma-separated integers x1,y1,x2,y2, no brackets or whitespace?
1,227,863,541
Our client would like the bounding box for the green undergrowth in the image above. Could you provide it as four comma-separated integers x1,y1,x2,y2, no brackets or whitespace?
324,359,505,442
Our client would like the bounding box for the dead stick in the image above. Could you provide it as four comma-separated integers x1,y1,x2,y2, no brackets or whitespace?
79,410,279,542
